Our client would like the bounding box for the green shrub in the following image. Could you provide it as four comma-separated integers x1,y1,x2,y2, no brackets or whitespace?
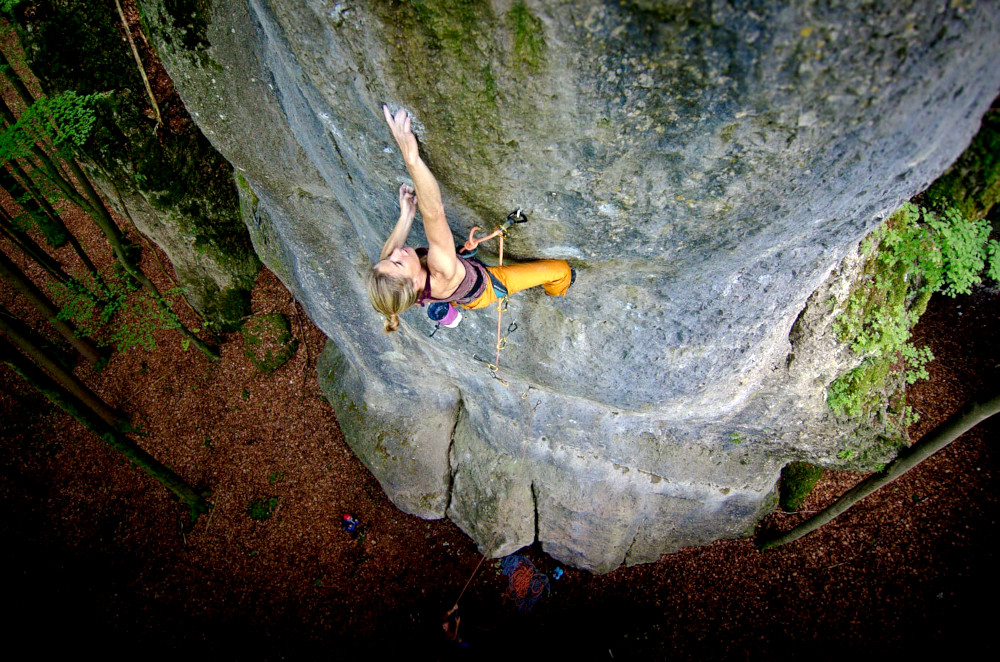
53,269,182,352
828,202,996,423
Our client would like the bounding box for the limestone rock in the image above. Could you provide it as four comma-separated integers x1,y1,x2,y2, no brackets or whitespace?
139,0,1000,571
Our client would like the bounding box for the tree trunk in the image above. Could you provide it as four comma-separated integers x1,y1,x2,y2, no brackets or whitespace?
0,207,75,287
0,308,75,371
0,306,124,427
758,390,1000,551
0,162,67,247
0,247,104,364
0,336,210,519
0,99,218,361
6,160,101,279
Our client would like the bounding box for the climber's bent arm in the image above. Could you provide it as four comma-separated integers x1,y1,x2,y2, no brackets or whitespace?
383,106,458,281
380,185,417,260
379,214,412,260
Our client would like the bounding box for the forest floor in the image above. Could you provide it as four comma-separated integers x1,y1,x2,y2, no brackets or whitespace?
1,199,997,658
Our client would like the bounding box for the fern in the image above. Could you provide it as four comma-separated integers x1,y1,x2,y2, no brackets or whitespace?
0,91,104,162
925,207,991,296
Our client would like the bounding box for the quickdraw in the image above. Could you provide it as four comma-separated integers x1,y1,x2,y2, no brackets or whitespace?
461,210,527,384
461,208,528,256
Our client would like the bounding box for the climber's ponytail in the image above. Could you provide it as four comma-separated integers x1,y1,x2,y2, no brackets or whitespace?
366,267,418,333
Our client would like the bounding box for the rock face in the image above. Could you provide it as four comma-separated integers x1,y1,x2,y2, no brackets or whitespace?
139,0,1000,571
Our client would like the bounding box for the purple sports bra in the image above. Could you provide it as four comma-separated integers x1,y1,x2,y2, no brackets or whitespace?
414,247,488,306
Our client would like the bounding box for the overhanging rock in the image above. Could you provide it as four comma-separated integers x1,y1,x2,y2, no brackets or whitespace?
140,0,1000,571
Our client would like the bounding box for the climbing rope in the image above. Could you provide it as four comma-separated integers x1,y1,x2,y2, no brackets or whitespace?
500,554,550,612
446,210,540,628
461,210,527,385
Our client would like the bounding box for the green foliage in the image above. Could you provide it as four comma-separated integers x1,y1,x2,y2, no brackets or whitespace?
247,496,278,522
0,91,104,162
988,240,1000,283
52,270,182,352
925,207,992,296
241,313,299,373
11,208,67,248
778,462,823,511
901,344,933,385
728,431,743,445
268,470,285,485
828,202,996,423
53,271,131,338
873,203,994,299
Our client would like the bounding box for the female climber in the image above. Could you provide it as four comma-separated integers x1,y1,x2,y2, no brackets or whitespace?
367,105,573,333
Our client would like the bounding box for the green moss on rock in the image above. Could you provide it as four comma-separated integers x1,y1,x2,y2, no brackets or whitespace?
924,109,1000,222
827,210,916,428
161,0,212,53
203,285,251,332
374,0,504,217
778,462,823,511
241,313,298,373
506,1,546,73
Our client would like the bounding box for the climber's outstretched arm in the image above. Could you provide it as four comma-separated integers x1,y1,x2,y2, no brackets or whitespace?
379,184,417,260
382,105,458,280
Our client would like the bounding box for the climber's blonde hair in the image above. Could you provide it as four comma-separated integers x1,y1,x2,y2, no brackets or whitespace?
366,267,418,333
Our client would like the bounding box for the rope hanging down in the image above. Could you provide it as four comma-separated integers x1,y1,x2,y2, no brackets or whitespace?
461,210,527,385
446,210,533,626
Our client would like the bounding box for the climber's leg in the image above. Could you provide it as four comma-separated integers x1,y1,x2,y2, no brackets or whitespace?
487,260,572,297
458,260,572,310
